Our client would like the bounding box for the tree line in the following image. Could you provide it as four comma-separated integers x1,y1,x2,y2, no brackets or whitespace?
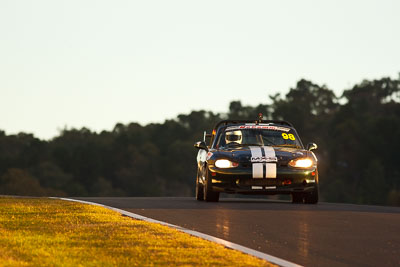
1,74,399,206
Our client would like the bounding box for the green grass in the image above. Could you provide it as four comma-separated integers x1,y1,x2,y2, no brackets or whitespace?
0,197,274,266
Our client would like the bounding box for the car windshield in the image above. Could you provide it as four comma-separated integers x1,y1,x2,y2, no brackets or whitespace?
215,125,302,148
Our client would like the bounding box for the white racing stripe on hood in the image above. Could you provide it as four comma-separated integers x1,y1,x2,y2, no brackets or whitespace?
263,146,277,178
249,146,263,178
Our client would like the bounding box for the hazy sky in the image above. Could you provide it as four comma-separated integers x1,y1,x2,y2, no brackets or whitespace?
1,0,399,139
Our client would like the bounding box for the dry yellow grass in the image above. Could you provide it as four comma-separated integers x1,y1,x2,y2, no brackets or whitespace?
0,197,275,266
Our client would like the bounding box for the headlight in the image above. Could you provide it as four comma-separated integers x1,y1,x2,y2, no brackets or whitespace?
288,158,314,168
215,159,239,168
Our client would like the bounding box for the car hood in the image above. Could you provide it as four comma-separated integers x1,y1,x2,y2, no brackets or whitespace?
211,146,310,163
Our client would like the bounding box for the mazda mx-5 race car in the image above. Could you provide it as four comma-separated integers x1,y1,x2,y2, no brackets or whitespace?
194,115,319,204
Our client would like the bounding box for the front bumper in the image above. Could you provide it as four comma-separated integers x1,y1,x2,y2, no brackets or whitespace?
208,165,318,195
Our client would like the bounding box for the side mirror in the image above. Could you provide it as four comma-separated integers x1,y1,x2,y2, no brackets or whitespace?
194,141,208,151
307,142,318,151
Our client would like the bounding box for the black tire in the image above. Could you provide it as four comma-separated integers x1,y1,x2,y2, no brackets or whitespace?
304,185,319,204
195,169,204,201
203,167,219,202
292,193,304,203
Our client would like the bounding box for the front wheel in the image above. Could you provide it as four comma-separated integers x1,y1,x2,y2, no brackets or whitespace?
304,185,319,204
195,169,204,201
203,168,219,202
292,193,304,203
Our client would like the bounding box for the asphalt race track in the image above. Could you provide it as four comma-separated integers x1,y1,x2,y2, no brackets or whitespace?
74,197,400,266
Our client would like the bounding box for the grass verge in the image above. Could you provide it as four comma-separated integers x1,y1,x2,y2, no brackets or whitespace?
0,197,275,266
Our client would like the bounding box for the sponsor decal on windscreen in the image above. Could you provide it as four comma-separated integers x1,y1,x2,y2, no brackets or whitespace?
226,124,290,132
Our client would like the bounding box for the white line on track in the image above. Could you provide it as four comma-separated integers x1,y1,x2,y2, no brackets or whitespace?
54,197,302,267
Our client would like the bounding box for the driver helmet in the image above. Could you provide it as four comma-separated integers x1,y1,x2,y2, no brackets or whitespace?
225,130,242,144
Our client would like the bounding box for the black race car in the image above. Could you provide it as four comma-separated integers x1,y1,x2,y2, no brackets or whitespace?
194,115,319,204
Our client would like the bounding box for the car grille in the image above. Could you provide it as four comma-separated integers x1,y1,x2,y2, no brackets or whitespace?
240,162,287,168
238,179,278,186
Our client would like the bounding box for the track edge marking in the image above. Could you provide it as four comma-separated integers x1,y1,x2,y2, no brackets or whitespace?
53,197,303,267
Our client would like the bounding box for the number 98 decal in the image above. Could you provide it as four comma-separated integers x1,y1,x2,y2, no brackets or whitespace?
282,133,296,140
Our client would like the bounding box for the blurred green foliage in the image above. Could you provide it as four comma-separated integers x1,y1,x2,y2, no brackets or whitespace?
1,75,399,206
